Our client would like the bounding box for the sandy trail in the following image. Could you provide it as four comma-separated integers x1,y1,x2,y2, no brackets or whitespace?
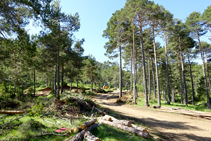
92,91,211,141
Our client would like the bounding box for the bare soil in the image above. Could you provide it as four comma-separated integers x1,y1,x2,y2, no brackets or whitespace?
92,91,211,141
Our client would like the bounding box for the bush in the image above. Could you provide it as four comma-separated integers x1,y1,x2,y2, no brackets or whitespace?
27,100,44,116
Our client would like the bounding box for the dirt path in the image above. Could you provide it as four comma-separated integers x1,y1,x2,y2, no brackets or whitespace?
92,91,211,141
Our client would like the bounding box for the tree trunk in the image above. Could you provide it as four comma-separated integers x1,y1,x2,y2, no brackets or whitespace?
119,45,122,99
148,50,151,100
163,90,166,101
56,18,60,100
152,24,160,106
54,65,57,97
139,24,148,106
179,37,187,105
165,34,170,104
171,83,175,103
34,68,35,97
188,56,195,105
151,58,156,98
130,56,133,93
133,29,137,104
77,68,79,92
177,55,183,104
206,54,211,94
46,77,48,87
61,65,64,94
197,32,210,109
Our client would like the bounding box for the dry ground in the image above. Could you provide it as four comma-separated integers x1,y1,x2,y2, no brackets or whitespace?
92,91,211,141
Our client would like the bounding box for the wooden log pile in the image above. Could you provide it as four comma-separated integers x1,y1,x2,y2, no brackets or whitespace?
98,115,149,139
84,131,101,141
158,106,211,120
67,119,102,141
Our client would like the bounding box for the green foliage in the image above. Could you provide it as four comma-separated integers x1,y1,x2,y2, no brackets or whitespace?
18,119,47,139
26,87,34,98
27,100,44,116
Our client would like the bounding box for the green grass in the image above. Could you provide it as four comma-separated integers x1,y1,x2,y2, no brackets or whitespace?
90,124,152,141
0,115,83,141
135,94,211,113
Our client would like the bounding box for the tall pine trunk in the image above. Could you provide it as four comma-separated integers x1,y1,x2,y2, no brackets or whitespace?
152,24,160,106
165,34,170,104
56,19,60,100
188,56,195,105
61,65,64,94
133,29,137,104
119,45,122,99
139,24,148,106
179,37,187,105
148,50,151,100
77,68,79,92
171,83,175,103
177,55,183,104
151,58,156,98
197,32,210,109
206,54,211,94
130,55,133,93
46,77,48,87
54,65,57,97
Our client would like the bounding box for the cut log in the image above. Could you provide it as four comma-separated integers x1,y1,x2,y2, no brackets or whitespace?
81,118,97,129
131,124,148,133
102,115,131,127
84,131,101,141
101,115,113,121
69,127,82,133
70,123,101,141
95,107,107,115
112,120,132,127
98,119,149,139
0,110,25,114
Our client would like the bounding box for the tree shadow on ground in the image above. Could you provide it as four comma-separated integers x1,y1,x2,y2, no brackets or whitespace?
102,107,211,141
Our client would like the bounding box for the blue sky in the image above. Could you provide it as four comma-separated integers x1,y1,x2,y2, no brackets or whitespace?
29,0,211,64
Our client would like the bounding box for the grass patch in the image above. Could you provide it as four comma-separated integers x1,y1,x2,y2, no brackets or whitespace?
135,93,211,113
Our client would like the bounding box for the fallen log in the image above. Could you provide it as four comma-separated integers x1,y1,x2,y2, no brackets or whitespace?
84,131,101,141
69,123,101,141
101,115,112,121
0,110,25,114
81,118,97,129
95,107,107,115
69,127,82,133
102,115,132,127
98,119,149,139
131,124,148,133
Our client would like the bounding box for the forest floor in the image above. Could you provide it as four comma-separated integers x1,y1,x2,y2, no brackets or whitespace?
92,91,211,141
